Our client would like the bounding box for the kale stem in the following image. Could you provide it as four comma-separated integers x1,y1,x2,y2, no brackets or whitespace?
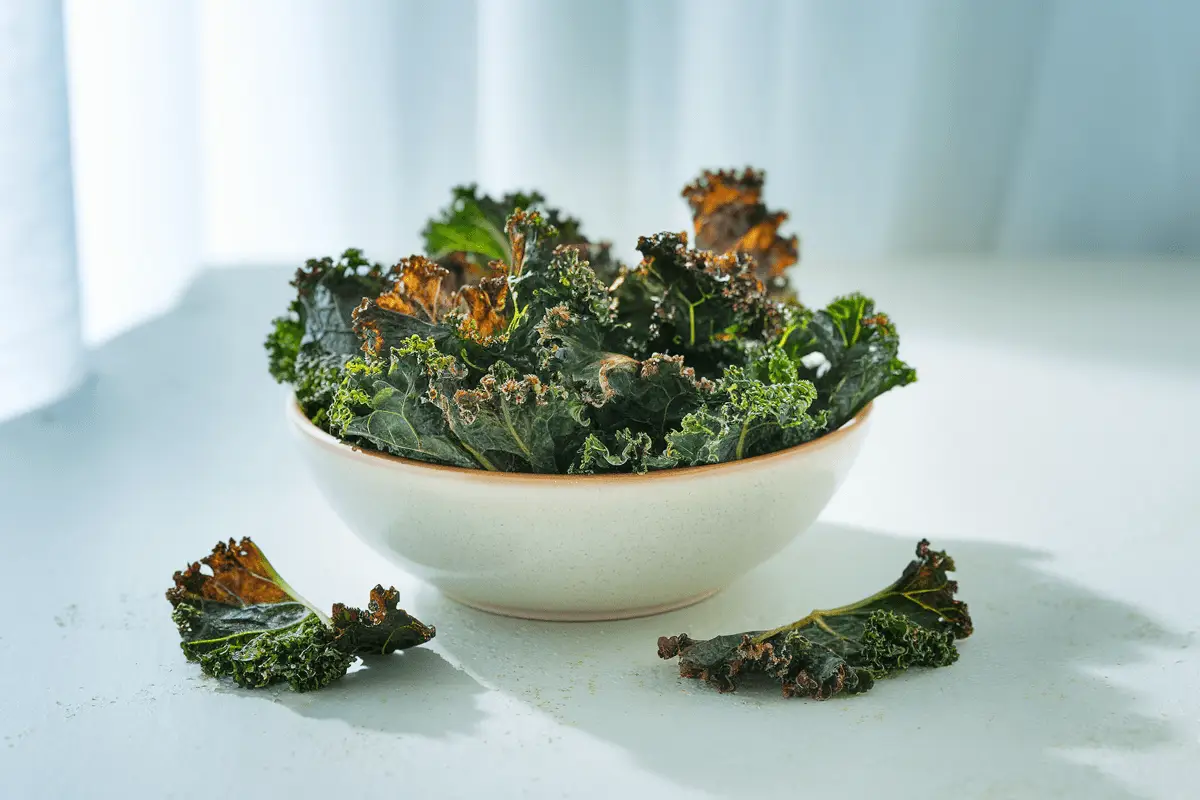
505,296,526,336
459,349,483,371
672,287,706,346
257,561,331,625
735,418,750,459
460,441,498,471
752,587,895,643
752,579,954,644
501,402,533,461
810,615,848,640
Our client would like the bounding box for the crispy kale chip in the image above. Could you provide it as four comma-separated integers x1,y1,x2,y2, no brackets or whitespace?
658,540,971,698
267,169,916,473
265,305,303,384
665,348,828,465
350,255,510,361
421,184,619,287
265,249,394,427
166,538,434,692
682,167,799,297
422,184,582,267
332,334,592,473
571,428,677,474
329,337,480,468
613,232,781,373
433,361,591,473
776,293,917,430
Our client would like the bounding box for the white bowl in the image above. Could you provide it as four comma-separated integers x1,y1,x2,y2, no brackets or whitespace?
288,398,872,621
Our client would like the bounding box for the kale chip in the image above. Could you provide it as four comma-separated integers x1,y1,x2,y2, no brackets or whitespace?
658,540,972,698
266,171,916,473
266,249,395,428
167,538,434,692
421,183,618,288
682,167,800,297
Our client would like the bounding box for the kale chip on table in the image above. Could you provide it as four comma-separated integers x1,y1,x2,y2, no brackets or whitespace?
657,540,972,699
167,538,434,692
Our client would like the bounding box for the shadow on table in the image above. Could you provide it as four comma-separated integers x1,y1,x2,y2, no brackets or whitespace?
0,267,486,742
421,522,1184,800
235,649,488,738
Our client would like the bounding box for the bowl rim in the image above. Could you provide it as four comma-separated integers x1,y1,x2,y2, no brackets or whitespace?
288,395,872,483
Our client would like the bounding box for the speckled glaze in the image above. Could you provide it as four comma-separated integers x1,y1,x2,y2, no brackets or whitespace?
288,398,872,621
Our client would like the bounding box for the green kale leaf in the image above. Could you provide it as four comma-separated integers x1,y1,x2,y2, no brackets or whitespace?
535,299,717,466
658,540,972,698
614,232,781,373
536,299,713,422
421,184,620,287
265,249,394,427
508,221,615,323
423,184,581,265
664,347,828,465
329,337,480,469
434,361,591,473
328,585,437,655
423,185,519,268
570,428,677,474
776,293,917,430
265,301,304,384
166,538,434,692
292,248,391,359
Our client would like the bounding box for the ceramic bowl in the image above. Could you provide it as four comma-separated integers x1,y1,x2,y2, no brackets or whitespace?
288,398,872,621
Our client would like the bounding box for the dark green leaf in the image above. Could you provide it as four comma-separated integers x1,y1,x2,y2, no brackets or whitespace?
615,232,782,373
434,361,592,473
294,248,392,363
268,249,395,427
329,585,436,655
166,538,434,692
777,294,916,429
329,339,480,469
265,302,303,384
658,540,971,698
509,233,616,325
421,184,593,275
664,348,827,465
570,428,677,474
537,304,715,446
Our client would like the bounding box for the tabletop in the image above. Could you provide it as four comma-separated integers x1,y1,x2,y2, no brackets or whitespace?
2,258,1198,799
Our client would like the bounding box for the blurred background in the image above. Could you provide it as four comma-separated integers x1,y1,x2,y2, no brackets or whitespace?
2,0,1199,421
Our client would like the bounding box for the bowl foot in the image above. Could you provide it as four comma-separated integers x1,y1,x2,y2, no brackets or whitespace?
441,588,721,622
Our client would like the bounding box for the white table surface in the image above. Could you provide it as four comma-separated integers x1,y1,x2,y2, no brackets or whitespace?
2,259,1198,799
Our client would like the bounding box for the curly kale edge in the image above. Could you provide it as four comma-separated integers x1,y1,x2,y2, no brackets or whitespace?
657,539,972,700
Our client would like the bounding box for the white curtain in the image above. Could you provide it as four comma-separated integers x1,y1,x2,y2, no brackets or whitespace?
1,0,81,420
2,0,1198,421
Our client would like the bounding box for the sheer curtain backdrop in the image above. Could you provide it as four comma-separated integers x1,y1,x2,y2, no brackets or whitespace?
2,0,1199,421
